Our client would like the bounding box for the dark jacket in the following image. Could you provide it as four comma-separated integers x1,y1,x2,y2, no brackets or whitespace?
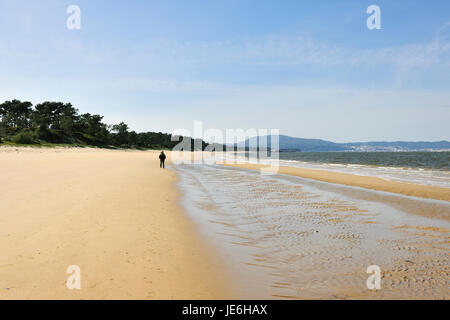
159,153,166,161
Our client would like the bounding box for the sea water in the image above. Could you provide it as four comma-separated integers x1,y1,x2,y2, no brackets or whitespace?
231,151,450,188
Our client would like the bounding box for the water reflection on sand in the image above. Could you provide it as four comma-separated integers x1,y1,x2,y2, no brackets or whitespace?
176,164,450,299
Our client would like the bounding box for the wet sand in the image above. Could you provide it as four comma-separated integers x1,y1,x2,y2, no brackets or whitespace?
222,163,450,203
0,147,231,299
176,163,449,299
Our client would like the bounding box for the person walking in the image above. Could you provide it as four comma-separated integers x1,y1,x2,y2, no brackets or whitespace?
159,151,166,169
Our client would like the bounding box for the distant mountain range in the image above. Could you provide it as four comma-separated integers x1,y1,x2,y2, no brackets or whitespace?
235,135,450,152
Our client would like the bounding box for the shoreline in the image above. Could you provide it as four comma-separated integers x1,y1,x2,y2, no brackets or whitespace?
221,163,450,202
0,147,231,299
177,162,450,299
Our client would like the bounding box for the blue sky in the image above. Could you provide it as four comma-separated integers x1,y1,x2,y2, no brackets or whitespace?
0,0,449,142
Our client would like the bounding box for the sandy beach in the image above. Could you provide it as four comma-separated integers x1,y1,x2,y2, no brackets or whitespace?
0,147,231,300
1,147,449,300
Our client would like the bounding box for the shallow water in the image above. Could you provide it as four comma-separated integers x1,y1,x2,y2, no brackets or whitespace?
175,163,450,299
229,152,450,188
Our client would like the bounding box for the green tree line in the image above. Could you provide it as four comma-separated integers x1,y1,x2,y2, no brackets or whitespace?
0,99,208,150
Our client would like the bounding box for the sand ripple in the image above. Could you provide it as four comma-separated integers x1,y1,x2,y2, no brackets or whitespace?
176,164,450,299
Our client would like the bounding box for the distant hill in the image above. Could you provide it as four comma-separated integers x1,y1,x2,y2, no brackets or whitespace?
236,135,450,152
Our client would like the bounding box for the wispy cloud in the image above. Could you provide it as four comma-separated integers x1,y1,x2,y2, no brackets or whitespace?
119,20,450,71
2,22,449,71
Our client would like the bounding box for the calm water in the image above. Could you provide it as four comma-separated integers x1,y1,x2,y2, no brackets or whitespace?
229,151,450,188
279,152,450,171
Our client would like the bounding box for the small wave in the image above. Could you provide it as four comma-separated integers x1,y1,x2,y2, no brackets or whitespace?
229,156,450,188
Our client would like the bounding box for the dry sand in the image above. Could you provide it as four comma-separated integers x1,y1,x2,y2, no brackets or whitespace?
222,163,450,202
0,147,231,300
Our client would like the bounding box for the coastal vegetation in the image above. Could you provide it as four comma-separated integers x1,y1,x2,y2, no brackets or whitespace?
0,100,208,150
